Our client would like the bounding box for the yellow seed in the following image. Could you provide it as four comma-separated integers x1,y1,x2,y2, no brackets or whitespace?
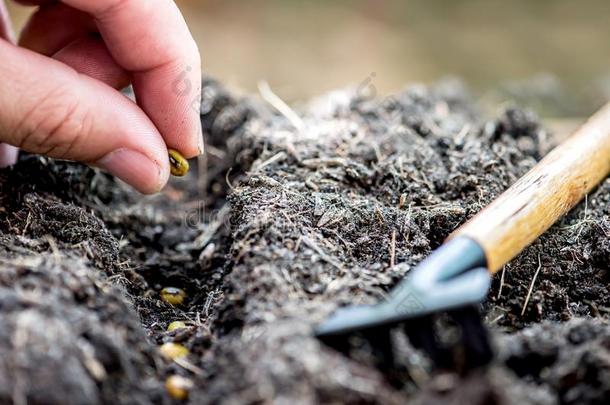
168,149,189,177
159,342,189,360
167,321,188,332
160,287,186,306
165,375,193,400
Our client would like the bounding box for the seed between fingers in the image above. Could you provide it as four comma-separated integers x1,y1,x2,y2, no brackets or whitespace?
168,149,189,176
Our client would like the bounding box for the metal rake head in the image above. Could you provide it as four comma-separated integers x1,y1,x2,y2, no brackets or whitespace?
315,237,494,376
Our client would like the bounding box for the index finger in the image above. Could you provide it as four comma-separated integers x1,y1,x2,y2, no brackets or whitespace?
63,0,203,158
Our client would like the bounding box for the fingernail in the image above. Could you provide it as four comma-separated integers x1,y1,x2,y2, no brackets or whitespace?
0,144,18,168
95,149,167,194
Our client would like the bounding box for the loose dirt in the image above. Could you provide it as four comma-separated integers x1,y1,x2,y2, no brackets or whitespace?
0,78,608,404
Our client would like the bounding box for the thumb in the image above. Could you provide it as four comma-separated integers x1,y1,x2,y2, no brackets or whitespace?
0,40,170,194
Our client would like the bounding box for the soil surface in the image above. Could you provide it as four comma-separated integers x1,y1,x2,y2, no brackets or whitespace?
0,78,608,405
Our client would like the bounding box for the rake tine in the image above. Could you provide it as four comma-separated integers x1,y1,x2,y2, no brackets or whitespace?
403,315,448,368
447,306,493,372
361,327,395,371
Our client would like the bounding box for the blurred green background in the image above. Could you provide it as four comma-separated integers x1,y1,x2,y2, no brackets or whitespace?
7,0,610,116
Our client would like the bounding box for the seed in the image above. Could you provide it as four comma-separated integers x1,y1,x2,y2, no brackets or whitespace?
161,287,186,306
165,375,193,400
168,149,189,177
159,342,189,360
167,321,188,332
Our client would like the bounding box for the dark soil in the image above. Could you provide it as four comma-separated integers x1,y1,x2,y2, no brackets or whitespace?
0,78,608,404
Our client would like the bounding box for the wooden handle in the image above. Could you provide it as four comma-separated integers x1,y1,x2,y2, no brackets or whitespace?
453,103,610,273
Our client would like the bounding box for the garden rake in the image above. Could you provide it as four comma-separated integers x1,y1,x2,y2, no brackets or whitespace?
315,103,610,374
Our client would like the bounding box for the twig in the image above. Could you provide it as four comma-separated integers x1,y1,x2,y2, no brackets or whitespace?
497,265,506,299
521,254,542,316
253,151,287,172
191,204,230,250
301,236,343,271
575,194,589,240
44,235,61,264
398,193,406,209
455,124,470,144
389,229,396,268
174,357,204,376
225,167,236,191
560,194,593,235
404,203,413,243
258,81,305,131
22,211,32,236
197,153,208,200
490,314,505,325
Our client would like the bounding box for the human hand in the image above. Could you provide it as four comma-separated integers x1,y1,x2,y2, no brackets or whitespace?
0,0,202,193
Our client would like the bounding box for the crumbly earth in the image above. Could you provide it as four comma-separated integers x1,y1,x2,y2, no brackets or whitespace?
0,78,608,404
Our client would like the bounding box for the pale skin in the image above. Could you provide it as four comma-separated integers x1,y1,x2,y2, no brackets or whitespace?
0,0,203,194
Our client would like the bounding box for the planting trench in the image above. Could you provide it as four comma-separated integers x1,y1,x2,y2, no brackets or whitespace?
0,78,608,404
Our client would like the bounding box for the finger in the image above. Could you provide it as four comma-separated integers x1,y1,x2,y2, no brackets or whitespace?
53,36,130,89
19,2,95,55
63,0,203,158
0,40,170,194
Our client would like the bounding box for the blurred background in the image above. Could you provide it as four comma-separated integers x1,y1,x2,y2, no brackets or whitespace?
7,0,610,116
